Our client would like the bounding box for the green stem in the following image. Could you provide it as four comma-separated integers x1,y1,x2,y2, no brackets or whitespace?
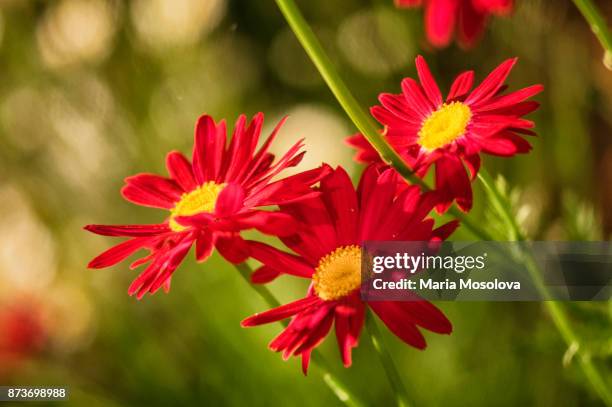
571,0,612,69
273,0,424,187
448,205,495,240
365,312,412,407
547,301,612,406
234,263,365,407
477,175,612,406
477,171,523,241
272,0,612,403
235,263,282,308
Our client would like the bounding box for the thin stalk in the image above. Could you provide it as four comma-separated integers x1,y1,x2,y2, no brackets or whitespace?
571,0,612,69
477,174,612,405
365,312,412,407
272,0,612,403
273,0,423,186
525,257,612,405
448,205,495,240
235,263,282,308
477,171,523,241
234,263,365,407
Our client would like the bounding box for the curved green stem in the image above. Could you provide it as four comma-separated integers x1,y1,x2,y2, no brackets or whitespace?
366,312,412,407
235,263,282,308
572,0,612,69
234,263,365,407
477,171,524,241
448,204,495,240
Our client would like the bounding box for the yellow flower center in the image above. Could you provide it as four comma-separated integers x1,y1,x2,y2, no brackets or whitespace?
169,181,226,232
418,101,472,151
313,245,362,301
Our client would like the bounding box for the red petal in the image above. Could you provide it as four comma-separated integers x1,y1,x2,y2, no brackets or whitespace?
356,164,381,211
174,212,215,229
372,299,452,335
121,174,182,209
480,131,532,156
245,164,332,208
490,101,540,117
435,154,472,213
234,211,297,237
466,58,517,105
457,0,487,48
195,231,216,261
128,260,162,298
128,237,193,298
250,265,282,284
359,167,398,240
401,78,435,118
301,351,311,375
379,93,422,124
280,199,339,262
345,133,382,164
395,0,422,7
415,55,443,107
447,71,474,101
477,0,513,14
335,311,354,367
348,301,366,347
241,296,320,327
239,117,290,185
214,183,245,217
166,151,196,191
88,237,151,269
246,241,313,278
424,0,459,48
371,105,407,128
215,234,249,264
432,219,460,241
84,224,169,237
293,311,334,356
474,84,544,112
148,239,192,293
463,153,481,180
211,120,227,181
224,114,263,183
320,166,359,246
369,302,426,349
192,115,225,183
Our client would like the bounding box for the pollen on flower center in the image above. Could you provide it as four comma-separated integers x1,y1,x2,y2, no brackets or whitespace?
313,245,362,301
418,101,472,151
169,181,226,232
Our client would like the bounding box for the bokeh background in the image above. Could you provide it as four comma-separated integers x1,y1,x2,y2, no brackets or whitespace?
0,0,611,405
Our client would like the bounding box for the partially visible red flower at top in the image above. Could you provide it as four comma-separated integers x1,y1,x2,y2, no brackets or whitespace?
347,55,542,212
86,113,331,299
241,165,458,373
395,0,513,48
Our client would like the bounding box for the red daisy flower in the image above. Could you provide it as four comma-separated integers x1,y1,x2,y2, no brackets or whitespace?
85,113,331,299
347,55,543,212
395,0,514,48
241,165,458,373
